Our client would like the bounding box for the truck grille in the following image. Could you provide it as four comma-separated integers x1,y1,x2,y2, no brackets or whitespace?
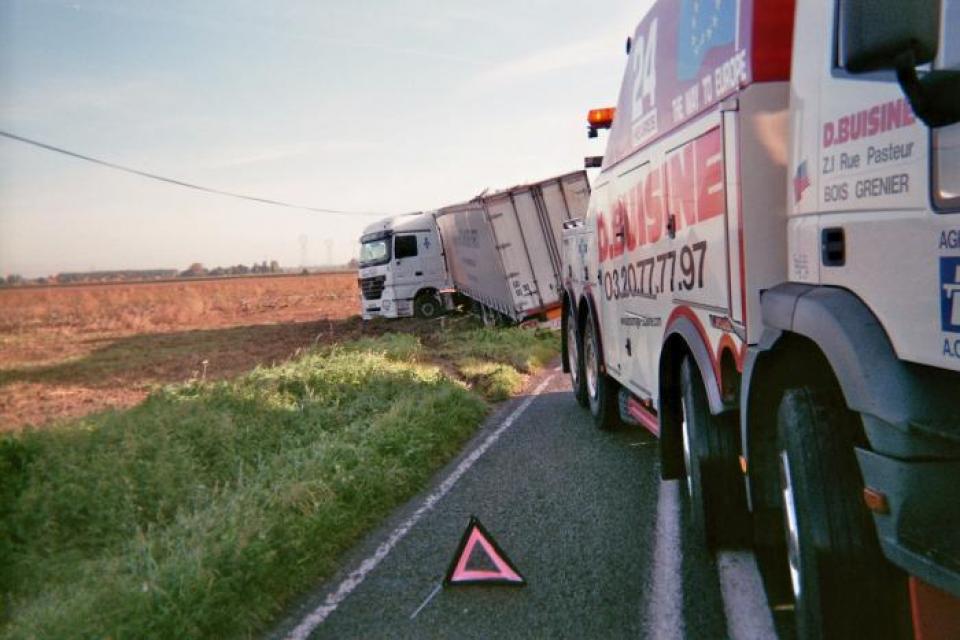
360,276,386,300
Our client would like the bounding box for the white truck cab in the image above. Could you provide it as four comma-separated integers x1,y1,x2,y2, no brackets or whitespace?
358,212,450,319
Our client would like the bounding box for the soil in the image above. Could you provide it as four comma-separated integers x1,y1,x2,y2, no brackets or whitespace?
0,273,376,431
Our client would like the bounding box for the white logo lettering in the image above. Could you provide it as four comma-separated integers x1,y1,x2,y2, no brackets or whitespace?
632,18,658,118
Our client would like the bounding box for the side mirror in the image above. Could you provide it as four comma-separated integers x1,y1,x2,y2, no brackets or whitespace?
839,0,939,72
584,156,603,168
839,0,960,127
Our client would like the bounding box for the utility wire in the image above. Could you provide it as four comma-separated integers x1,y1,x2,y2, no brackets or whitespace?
0,130,388,217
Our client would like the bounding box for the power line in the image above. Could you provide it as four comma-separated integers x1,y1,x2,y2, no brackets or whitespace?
0,129,388,217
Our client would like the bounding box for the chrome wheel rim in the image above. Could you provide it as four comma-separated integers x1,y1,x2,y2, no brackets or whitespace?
779,450,802,601
681,403,694,499
567,316,579,386
584,324,598,401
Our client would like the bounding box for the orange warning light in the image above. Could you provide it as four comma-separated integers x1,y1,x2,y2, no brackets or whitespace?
587,107,616,129
863,487,890,514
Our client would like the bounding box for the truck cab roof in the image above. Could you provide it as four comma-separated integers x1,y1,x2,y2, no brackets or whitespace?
360,211,438,243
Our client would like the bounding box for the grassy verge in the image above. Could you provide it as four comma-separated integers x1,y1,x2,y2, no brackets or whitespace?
0,320,558,638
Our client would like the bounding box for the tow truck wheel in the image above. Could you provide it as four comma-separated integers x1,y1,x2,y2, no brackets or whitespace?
414,292,441,319
583,313,619,430
775,385,902,639
679,357,748,549
566,307,587,407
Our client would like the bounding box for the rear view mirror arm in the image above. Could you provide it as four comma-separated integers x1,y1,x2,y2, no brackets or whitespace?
894,50,960,128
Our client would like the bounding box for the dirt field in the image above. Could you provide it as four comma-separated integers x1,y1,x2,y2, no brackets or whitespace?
0,273,363,430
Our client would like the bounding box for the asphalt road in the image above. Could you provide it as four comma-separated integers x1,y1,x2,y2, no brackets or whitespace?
272,365,778,640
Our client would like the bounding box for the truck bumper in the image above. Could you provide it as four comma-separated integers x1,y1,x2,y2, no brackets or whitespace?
360,294,412,320
856,447,960,635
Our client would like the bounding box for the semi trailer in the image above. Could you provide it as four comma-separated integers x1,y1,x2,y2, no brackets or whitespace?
561,0,960,637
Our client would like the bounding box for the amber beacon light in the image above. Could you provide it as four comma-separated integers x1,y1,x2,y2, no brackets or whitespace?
587,107,616,138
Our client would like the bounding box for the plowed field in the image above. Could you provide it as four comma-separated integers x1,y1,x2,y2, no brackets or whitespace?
0,273,361,430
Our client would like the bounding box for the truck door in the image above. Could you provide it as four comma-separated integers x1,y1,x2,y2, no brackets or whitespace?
797,1,942,368
662,122,730,314
392,234,421,297
592,179,624,378
417,229,446,285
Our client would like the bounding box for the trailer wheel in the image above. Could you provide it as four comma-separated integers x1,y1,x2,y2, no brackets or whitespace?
679,357,748,549
414,292,441,319
583,313,619,430
566,306,587,407
775,385,900,639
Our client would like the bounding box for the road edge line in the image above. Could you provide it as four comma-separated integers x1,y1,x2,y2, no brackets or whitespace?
717,550,777,640
284,374,555,640
646,480,684,639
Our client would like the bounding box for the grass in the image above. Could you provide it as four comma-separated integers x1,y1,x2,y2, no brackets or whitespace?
437,325,559,373
455,359,524,402
0,321,559,639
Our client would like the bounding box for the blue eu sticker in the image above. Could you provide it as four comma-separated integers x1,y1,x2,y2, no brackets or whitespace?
941,257,960,333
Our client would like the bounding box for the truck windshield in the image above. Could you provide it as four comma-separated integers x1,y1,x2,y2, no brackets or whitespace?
359,239,391,266
933,0,960,210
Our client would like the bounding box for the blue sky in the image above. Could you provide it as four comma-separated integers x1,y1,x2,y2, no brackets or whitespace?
0,0,644,276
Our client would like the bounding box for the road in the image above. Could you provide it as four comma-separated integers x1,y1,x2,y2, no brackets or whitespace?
271,365,779,639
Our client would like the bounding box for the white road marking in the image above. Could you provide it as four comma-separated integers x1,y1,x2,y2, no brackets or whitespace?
408,583,442,620
647,480,684,640
717,551,777,640
285,375,555,640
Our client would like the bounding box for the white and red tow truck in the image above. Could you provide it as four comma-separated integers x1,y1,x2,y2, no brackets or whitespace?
562,0,960,637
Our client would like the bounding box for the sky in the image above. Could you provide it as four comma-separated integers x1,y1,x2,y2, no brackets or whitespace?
0,0,646,277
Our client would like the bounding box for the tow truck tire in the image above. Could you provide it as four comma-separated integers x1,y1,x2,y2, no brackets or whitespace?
680,357,749,549
414,292,441,319
583,313,619,430
776,385,901,640
566,306,588,407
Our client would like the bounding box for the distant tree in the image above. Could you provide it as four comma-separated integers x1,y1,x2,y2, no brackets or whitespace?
181,262,206,277
269,260,280,273
5,274,24,286
347,258,359,269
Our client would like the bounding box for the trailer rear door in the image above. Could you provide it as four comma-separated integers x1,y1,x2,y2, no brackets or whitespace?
484,193,544,317
436,203,514,316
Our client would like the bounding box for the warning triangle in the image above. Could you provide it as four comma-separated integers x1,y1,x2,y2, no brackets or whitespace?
444,516,525,586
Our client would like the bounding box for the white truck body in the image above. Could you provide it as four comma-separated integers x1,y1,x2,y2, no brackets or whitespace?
358,212,450,320
562,0,959,635
437,171,590,322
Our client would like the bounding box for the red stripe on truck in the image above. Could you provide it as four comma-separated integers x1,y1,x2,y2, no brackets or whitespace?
750,0,796,82
626,395,660,436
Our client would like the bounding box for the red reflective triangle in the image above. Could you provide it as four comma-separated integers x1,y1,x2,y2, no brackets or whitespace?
444,516,525,586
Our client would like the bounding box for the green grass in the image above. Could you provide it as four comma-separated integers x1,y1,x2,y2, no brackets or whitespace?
455,359,524,402
435,324,559,373
0,323,559,639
